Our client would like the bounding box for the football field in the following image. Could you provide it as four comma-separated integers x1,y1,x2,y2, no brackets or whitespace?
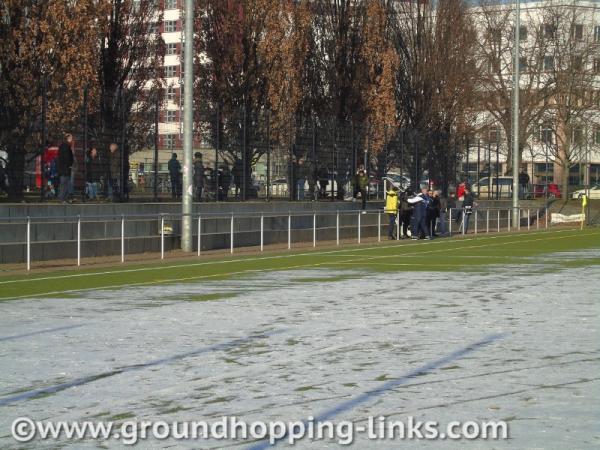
0,228,599,448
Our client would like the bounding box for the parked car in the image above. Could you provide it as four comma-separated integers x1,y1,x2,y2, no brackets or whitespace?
572,184,600,199
472,176,514,198
533,183,562,199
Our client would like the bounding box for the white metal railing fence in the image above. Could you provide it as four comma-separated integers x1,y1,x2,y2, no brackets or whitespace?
0,207,550,271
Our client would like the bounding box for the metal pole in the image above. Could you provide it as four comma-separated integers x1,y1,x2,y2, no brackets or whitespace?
154,92,159,201
260,214,264,251
336,211,340,245
508,209,511,231
486,209,489,233
512,0,521,229
475,210,478,235
358,212,361,244
288,213,291,249
518,209,521,231
40,75,47,202
313,213,316,247
77,215,81,267
266,111,271,201
545,207,548,228
181,0,194,251
378,212,381,242
121,215,125,263
197,215,201,256
215,105,220,202
527,208,530,230
26,217,31,271
83,87,88,202
449,208,452,236
230,214,234,254
161,215,165,260
536,209,539,230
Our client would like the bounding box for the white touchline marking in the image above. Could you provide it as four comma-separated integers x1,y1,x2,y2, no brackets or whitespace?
0,228,582,286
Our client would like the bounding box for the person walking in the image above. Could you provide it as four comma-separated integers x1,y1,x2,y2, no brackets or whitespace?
193,152,205,201
462,186,477,234
168,153,181,199
519,168,530,199
384,185,399,240
57,133,74,203
408,187,432,240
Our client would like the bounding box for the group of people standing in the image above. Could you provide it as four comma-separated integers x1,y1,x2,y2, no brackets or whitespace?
55,133,124,203
384,184,476,240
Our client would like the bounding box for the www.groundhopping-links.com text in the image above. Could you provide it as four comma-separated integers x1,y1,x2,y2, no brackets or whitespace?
11,415,509,445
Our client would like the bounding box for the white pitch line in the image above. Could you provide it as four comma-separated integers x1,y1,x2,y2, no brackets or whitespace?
0,228,581,286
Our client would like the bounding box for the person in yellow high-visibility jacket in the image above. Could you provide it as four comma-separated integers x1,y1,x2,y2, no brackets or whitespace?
581,193,588,230
385,186,399,239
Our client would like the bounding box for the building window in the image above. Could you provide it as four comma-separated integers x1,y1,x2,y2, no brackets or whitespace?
543,55,554,71
164,20,177,33
488,127,499,144
148,22,158,34
519,56,528,73
571,55,583,72
512,26,527,41
572,24,584,41
165,134,177,149
166,86,176,101
543,23,556,39
594,59,600,74
594,128,600,145
540,124,554,144
165,0,177,9
572,126,584,146
595,26,600,43
166,110,177,123
165,65,177,77
166,43,178,55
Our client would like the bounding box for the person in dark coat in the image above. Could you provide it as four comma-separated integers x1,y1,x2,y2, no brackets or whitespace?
462,187,477,233
193,152,205,201
398,189,413,239
218,164,232,201
168,153,181,199
428,190,441,237
107,143,121,202
408,187,432,240
86,147,103,200
57,133,74,202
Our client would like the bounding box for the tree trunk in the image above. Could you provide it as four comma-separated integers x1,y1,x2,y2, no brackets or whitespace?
6,143,25,201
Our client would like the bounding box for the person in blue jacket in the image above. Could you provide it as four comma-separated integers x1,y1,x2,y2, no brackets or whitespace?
408,187,432,240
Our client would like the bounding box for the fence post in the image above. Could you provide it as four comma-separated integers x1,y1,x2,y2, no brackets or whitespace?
449,208,452,236
527,208,531,230
313,213,316,247
518,209,521,231
197,216,201,256
474,210,478,235
396,211,400,240
288,213,291,250
260,214,264,252
121,215,125,263
497,209,500,233
545,207,548,229
230,214,234,254
336,211,340,246
357,212,361,244
77,215,81,267
161,214,165,260
486,210,490,233
26,216,31,271
507,209,511,231
378,212,381,242
536,209,539,230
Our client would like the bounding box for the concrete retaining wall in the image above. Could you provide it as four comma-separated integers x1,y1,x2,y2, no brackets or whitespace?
0,202,383,264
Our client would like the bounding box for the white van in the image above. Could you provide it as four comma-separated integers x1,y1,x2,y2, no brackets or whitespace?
472,176,514,198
